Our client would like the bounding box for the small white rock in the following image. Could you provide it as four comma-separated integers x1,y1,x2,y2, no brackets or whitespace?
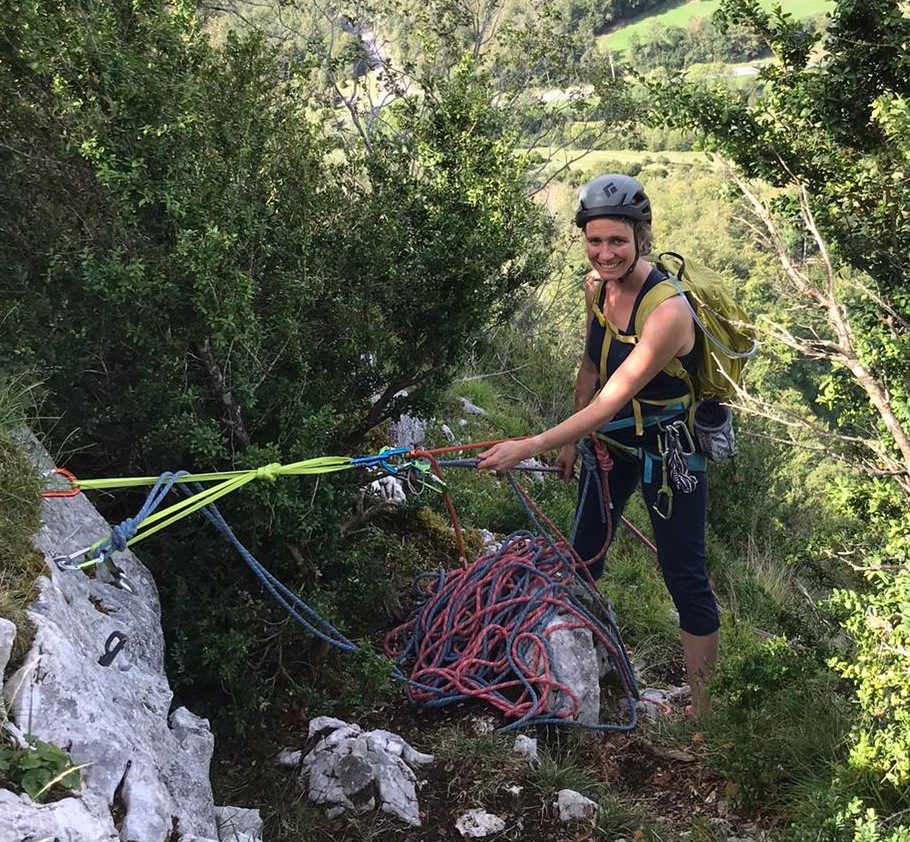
555,789,599,822
512,735,539,766
455,808,506,838
458,397,486,416
276,749,302,768
307,716,352,739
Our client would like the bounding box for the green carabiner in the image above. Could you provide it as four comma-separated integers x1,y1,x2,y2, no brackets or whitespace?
651,440,674,520
653,484,673,520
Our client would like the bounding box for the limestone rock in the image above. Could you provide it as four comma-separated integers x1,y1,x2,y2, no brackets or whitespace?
512,734,539,766
0,434,257,842
455,808,506,838
298,718,434,826
389,413,427,450
555,789,599,822
544,612,601,725
0,618,15,681
0,789,119,842
458,397,486,416
215,806,263,842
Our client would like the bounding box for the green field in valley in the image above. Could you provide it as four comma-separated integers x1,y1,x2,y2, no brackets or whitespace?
599,0,835,55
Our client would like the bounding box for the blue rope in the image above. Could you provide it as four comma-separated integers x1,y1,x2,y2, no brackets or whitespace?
182,484,363,655
96,471,190,561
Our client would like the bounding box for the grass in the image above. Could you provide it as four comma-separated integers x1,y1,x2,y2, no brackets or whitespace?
599,0,835,56
0,378,44,666
533,750,604,799
701,621,852,813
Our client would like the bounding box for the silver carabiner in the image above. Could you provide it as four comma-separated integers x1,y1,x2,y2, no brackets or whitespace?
664,420,696,456
52,544,96,571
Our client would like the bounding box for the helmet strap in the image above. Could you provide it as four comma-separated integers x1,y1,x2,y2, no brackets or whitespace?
618,241,641,283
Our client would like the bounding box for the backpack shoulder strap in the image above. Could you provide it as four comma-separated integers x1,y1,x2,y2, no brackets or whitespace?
636,267,696,417
633,278,682,336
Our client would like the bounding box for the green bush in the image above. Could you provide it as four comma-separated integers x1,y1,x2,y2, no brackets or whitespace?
703,624,851,811
829,562,910,801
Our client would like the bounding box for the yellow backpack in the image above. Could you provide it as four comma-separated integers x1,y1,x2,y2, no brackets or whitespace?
642,251,758,404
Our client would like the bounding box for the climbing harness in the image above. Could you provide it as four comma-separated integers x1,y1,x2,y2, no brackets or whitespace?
583,405,705,526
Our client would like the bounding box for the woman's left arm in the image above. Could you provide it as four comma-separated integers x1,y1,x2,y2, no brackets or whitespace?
477,296,694,472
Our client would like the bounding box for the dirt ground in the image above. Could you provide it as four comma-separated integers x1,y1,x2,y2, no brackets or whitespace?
241,692,772,842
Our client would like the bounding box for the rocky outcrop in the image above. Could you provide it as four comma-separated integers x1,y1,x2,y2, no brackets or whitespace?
0,435,260,842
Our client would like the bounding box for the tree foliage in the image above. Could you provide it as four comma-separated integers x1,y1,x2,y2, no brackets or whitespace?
644,0,910,494
0,0,554,469
626,17,767,73
0,0,555,720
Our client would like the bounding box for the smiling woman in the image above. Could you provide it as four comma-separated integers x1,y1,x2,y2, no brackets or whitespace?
478,173,719,715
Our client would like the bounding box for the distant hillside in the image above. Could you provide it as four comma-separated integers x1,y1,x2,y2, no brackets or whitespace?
600,0,834,56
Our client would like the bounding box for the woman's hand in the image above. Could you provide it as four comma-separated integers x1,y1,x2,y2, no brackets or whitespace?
476,437,539,475
554,442,578,481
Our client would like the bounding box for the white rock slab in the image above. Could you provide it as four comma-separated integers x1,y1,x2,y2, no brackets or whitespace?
299,718,433,827
455,807,506,838
0,789,119,841
545,612,601,725
555,788,599,822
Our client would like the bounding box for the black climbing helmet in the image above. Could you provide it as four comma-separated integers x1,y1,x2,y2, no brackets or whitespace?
574,174,652,228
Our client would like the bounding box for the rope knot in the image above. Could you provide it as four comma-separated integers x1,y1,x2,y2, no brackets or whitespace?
255,463,282,482
592,438,614,474
111,517,138,551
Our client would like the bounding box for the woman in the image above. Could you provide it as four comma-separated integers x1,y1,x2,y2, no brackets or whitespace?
477,173,719,715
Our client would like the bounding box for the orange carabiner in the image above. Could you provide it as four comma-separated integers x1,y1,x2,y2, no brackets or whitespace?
41,468,81,498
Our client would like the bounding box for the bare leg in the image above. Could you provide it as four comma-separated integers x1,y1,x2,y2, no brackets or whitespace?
680,629,719,716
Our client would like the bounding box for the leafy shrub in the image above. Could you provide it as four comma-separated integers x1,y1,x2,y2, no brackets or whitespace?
829,563,910,800
790,786,910,842
0,737,81,802
703,624,851,811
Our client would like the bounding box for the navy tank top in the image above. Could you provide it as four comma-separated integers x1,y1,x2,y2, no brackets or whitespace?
585,267,696,440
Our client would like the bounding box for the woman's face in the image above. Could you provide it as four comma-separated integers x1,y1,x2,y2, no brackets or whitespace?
583,217,637,281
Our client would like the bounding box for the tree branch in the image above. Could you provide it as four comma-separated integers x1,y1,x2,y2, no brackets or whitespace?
722,158,910,486
197,338,250,451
